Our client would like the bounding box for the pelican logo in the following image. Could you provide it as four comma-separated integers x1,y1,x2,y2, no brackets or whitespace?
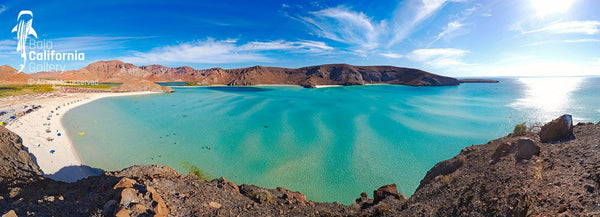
11,10,37,73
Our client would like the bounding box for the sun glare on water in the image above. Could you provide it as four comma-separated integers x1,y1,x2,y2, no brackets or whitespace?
511,77,583,122
530,0,575,17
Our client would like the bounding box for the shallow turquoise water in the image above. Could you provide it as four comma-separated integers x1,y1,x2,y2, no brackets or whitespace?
63,77,600,204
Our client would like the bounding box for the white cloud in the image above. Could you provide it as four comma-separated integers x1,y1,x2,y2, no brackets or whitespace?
380,52,403,59
525,38,600,47
301,6,384,50
0,39,16,51
297,0,469,51
408,48,469,68
388,0,464,46
564,39,600,43
428,4,479,47
528,21,600,35
429,21,464,46
239,40,333,52
0,5,7,14
121,38,333,65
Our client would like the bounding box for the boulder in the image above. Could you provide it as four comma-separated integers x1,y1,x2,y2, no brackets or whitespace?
211,176,239,192
515,138,540,161
209,201,222,209
355,192,371,204
113,177,137,189
239,185,273,204
539,115,574,143
373,184,406,204
119,188,138,206
147,186,169,217
278,187,309,206
1,210,18,217
114,207,130,217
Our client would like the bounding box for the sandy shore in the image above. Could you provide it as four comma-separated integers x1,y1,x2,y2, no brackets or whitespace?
1,91,157,182
314,85,343,88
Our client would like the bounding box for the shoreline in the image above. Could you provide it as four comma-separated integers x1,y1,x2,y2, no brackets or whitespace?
2,91,157,182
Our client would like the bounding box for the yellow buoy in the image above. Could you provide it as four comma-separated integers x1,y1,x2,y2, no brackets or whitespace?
77,132,85,136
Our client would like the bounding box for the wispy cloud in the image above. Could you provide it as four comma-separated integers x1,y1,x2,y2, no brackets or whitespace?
301,6,384,50
0,5,7,15
239,40,333,52
380,52,403,59
407,48,469,68
525,38,600,47
429,21,464,46
428,4,479,47
121,38,333,65
0,39,16,51
295,0,467,51
388,0,465,46
526,21,600,35
44,36,155,52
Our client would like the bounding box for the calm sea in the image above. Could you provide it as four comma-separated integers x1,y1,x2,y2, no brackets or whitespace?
63,77,600,204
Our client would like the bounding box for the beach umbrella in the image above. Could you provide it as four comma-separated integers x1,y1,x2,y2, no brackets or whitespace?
57,133,61,136
50,150,55,154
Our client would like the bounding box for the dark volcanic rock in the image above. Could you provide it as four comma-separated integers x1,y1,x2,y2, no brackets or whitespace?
515,138,540,161
401,116,600,216
539,114,574,143
0,127,40,182
373,184,406,204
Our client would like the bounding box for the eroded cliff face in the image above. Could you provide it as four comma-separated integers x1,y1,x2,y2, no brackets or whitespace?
1,116,599,216
0,127,40,182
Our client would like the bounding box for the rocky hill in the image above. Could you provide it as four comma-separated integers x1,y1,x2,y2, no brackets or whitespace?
1,115,599,216
32,61,460,88
0,65,32,85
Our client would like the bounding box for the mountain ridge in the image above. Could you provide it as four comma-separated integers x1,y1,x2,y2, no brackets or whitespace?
23,60,461,88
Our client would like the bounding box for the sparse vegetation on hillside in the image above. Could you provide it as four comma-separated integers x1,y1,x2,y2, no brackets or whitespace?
0,84,55,97
58,84,114,89
512,122,527,137
181,161,211,180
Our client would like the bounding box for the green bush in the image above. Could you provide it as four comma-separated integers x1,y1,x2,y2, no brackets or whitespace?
181,161,211,180
512,122,527,137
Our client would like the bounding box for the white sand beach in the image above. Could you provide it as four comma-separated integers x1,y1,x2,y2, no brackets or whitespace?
1,91,156,182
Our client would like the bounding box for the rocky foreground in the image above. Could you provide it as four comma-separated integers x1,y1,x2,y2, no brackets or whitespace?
1,115,599,216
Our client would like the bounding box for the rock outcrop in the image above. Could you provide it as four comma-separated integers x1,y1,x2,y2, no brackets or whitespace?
0,127,40,182
33,61,461,87
539,114,574,143
1,115,600,216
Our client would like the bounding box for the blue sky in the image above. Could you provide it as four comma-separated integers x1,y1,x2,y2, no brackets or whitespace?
1,0,599,77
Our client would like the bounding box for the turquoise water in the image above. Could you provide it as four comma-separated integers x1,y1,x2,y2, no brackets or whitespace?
63,77,600,204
